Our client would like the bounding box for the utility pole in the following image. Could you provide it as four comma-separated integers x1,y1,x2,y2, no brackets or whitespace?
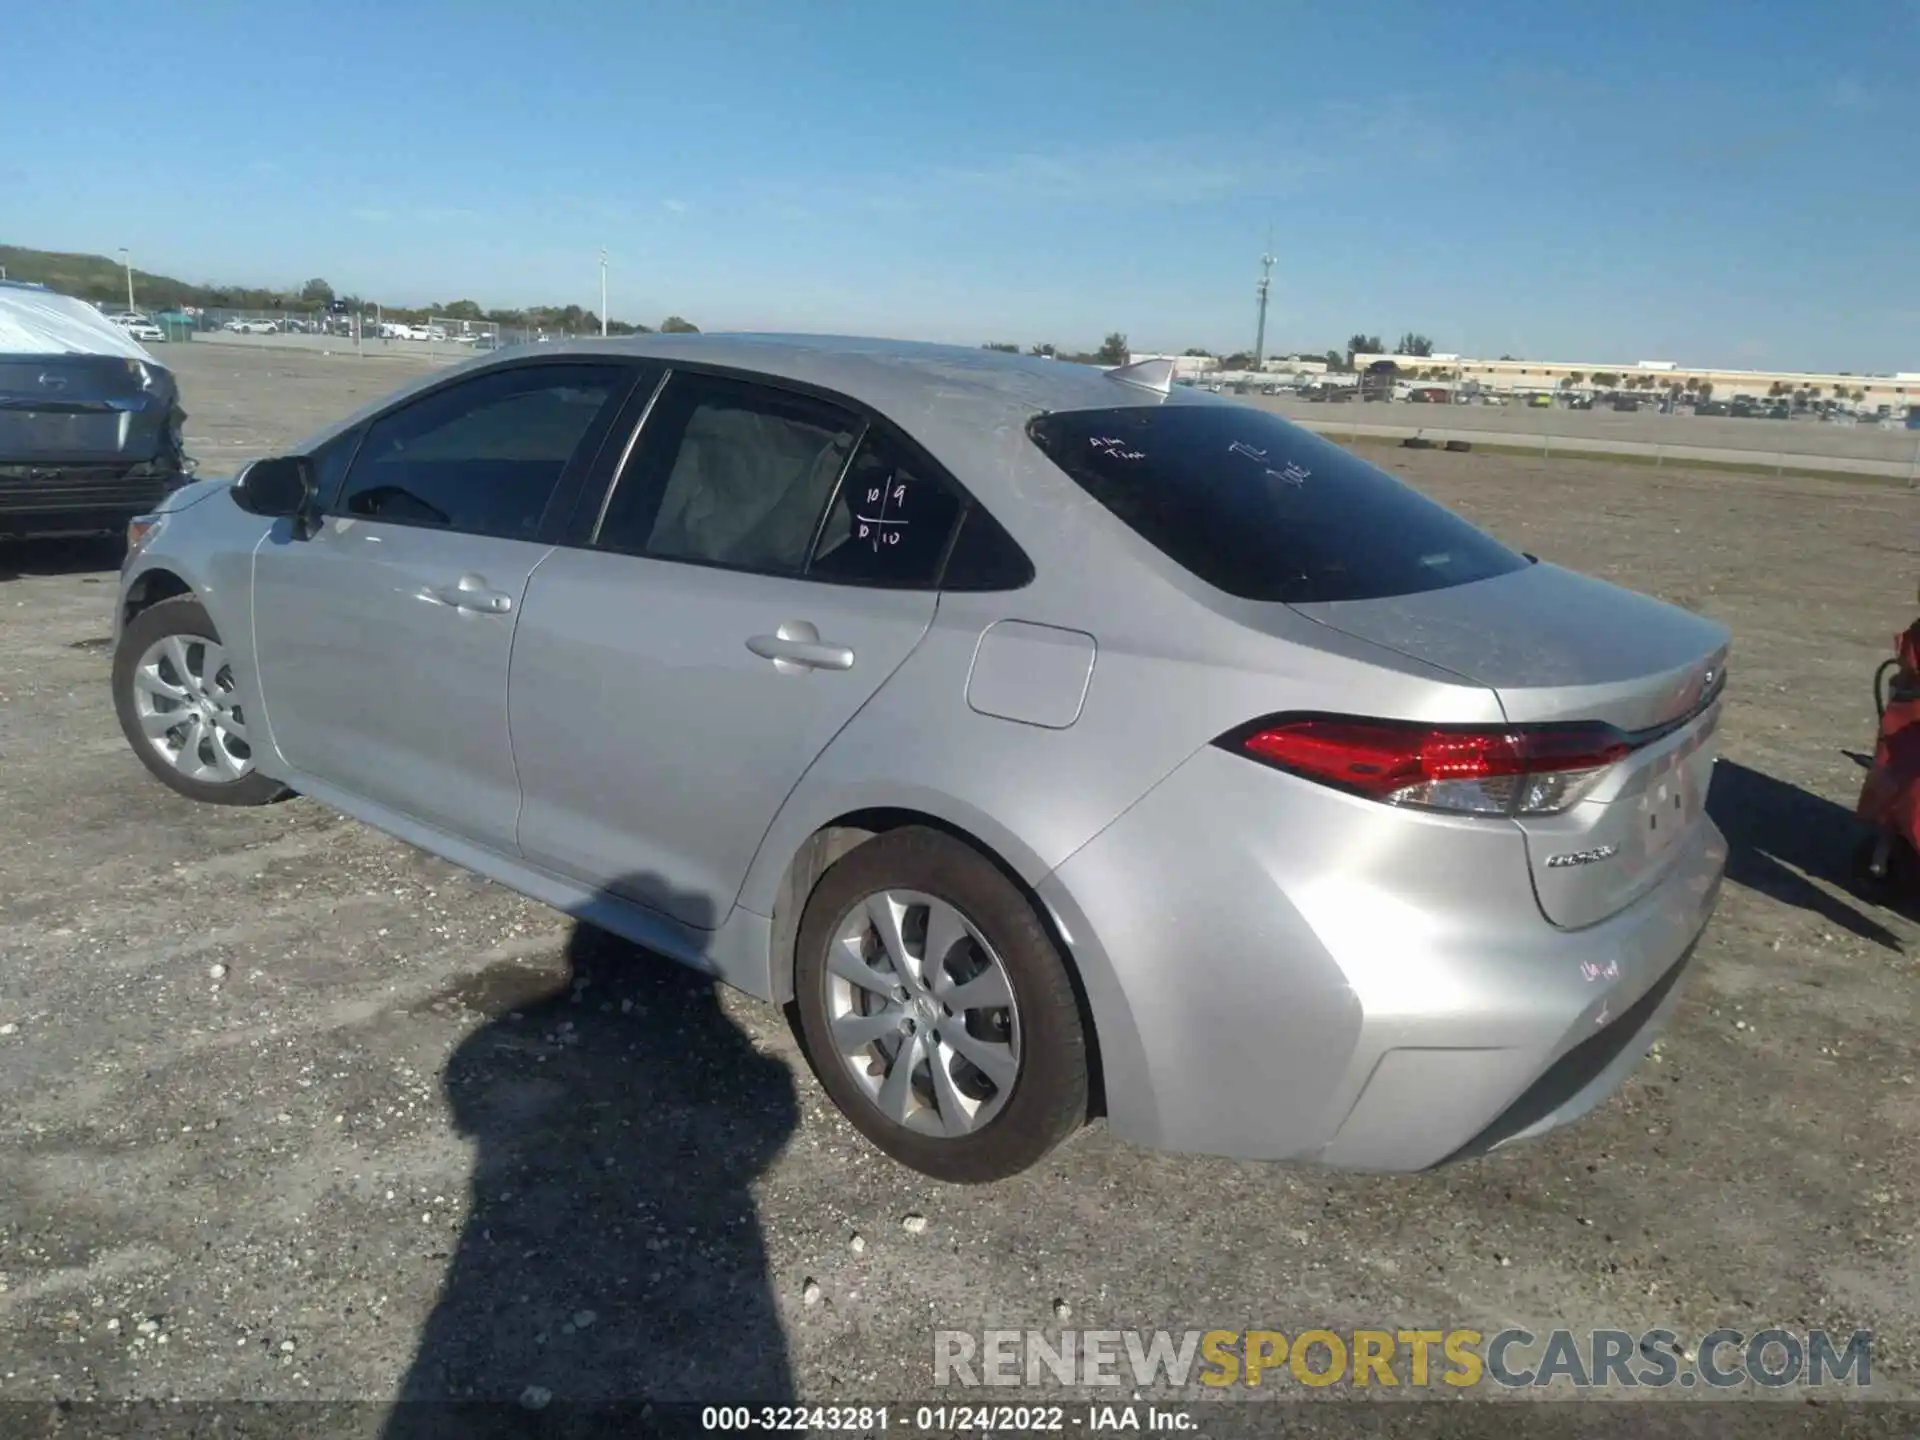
1253,234,1275,373
119,248,136,314
599,248,608,336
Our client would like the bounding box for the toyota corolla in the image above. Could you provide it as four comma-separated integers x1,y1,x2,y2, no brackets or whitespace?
111,335,1728,1183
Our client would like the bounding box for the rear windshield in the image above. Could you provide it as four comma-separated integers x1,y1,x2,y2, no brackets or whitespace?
1028,403,1528,604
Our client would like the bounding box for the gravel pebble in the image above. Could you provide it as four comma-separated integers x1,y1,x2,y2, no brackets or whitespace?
901,1213,928,1235
802,1279,823,1306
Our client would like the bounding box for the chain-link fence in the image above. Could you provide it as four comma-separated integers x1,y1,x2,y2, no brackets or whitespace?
177,307,612,358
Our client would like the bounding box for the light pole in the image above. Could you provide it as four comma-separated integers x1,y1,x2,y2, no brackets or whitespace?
1253,238,1274,373
599,248,608,337
119,248,135,314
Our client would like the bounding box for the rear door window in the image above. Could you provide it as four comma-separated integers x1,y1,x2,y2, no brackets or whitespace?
595,373,860,575
1027,404,1528,603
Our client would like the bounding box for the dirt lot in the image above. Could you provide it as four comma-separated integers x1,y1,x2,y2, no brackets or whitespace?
2,345,1918,1420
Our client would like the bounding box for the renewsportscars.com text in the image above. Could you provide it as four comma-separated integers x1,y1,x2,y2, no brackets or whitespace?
933,1327,1874,1391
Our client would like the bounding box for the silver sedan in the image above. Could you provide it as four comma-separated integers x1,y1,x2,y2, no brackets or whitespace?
111,335,1729,1182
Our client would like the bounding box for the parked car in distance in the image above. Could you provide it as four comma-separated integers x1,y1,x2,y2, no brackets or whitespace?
112,337,1729,1183
223,318,279,335
1,280,189,539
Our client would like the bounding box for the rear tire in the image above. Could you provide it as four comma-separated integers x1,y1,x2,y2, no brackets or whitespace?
793,827,1088,1183
113,595,289,807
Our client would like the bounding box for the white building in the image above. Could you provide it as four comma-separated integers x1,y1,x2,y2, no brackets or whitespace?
1353,352,1919,410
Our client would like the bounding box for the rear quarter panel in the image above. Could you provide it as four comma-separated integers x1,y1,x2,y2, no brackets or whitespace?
736,552,1506,994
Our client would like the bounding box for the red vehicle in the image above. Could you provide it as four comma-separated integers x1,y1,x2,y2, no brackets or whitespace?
1855,588,1920,890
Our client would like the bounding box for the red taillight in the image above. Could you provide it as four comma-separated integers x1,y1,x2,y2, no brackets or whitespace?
1224,716,1634,816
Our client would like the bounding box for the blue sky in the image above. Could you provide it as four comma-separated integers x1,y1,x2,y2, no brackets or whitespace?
4,0,1916,370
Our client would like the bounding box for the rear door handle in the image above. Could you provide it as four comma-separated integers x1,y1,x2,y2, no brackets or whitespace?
747,621,854,673
426,574,515,615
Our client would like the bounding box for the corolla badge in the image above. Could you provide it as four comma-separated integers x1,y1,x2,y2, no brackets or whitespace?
1546,843,1620,869
36,372,69,391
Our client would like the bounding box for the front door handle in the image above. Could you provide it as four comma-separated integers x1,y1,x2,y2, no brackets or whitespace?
428,574,515,615
747,620,854,673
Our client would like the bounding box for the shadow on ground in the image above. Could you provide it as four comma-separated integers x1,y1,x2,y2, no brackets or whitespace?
384,878,800,1436
0,535,124,583
1708,759,1903,947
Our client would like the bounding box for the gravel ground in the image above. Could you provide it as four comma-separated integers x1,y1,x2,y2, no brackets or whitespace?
1,345,1918,1422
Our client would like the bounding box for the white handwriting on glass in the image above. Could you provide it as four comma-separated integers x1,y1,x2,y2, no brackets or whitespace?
1230,441,1309,487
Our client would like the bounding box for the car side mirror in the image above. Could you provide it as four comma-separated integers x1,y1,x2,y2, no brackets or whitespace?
232,456,319,536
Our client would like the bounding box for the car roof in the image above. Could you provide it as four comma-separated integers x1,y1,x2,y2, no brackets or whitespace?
293,332,1231,499
519,332,1220,428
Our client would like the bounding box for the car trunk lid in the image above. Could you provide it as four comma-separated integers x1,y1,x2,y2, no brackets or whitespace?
1290,561,1729,928
0,355,173,464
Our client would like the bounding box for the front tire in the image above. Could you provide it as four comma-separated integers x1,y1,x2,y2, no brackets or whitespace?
113,595,288,807
793,827,1089,1183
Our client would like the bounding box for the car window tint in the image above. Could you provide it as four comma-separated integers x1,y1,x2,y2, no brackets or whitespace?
308,423,365,511
938,503,1034,591
1027,404,1528,604
336,365,624,539
597,374,858,574
807,431,963,588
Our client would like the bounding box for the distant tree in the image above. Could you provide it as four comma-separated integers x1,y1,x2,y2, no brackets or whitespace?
1182,347,1213,357
1559,376,1576,390
1346,333,1383,363
299,278,335,305
1498,353,1517,361
437,299,485,321
1324,349,1347,372
1768,380,1789,397
1590,371,1620,389
982,342,1020,353
1220,351,1254,370
661,315,699,333
1395,332,1434,357
1697,381,1715,399
1028,343,1055,358
1095,332,1130,366
1568,371,1587,386
1808,385,1823,399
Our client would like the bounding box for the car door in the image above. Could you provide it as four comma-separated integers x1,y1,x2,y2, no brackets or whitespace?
249,360,636,849
509,369,968,927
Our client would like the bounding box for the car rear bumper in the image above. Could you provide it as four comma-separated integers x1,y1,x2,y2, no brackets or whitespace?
0,460,188,537
1036,744,1726,1169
